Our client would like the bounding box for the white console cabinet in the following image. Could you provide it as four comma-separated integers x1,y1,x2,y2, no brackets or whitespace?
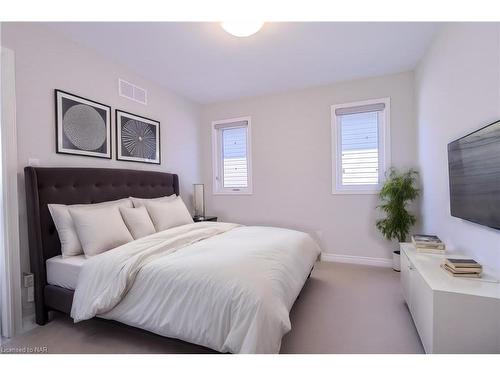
400,243,500,353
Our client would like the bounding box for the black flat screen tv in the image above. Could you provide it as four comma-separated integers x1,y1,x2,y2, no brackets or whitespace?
448,120,500,230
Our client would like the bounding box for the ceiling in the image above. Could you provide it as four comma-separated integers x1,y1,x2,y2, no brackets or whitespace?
46,22,440,104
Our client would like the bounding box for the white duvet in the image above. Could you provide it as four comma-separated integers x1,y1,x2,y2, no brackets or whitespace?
71,222,321,353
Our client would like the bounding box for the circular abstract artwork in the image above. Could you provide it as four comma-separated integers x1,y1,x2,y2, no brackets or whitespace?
62,104,107,151
121,119,157,159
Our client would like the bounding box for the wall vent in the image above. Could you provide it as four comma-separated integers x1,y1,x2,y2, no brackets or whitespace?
118,79,147,105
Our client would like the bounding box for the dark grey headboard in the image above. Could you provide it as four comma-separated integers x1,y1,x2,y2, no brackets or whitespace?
24,167,179,322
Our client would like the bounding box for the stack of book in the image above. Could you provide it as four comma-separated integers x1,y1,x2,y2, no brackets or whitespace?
411,234,446,254
441,258,482,278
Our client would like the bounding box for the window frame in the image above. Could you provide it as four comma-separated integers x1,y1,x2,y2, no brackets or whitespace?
211,116,253,195
331,97,391,195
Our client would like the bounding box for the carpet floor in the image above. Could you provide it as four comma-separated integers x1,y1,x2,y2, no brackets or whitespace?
1,262,424,354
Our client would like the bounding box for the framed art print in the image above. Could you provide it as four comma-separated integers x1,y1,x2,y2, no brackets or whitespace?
55,90,111,159
116,110,160,164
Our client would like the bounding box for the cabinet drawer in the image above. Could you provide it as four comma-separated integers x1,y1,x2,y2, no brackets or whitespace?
410,268,434,353
400,250,412,306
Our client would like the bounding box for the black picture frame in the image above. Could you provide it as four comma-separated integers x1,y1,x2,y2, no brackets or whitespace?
55,89,112,159
115,109,161,165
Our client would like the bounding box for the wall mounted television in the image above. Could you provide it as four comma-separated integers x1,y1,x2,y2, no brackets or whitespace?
448,120,500,230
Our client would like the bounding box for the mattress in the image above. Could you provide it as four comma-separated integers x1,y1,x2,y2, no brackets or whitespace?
46,255,86,290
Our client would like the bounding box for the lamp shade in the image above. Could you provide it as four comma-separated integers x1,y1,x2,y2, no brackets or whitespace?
193,184,205,218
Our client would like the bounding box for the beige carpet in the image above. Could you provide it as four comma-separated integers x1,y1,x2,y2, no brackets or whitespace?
1,262,424,354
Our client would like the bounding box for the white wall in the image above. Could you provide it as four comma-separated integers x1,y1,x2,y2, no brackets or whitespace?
416,23,500,274
201,72,418,261
10,21,497,319
1,23,202,315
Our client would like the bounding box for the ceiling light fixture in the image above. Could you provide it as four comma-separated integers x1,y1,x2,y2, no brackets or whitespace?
221,21,264,37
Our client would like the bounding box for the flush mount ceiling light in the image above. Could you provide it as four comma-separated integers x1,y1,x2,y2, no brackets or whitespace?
221,21,264,37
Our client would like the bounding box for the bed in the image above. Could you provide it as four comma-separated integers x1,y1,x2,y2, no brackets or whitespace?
25,167,320,353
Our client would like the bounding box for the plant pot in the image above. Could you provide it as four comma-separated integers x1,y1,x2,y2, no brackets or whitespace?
393,250,401,272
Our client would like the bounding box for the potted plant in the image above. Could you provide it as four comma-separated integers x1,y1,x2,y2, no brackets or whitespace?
376,168,419,271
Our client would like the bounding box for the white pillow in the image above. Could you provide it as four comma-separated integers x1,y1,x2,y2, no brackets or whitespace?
144,197,194,232
119,206,156,240
48,198,132,257
130,194,177,208
69,205,134,257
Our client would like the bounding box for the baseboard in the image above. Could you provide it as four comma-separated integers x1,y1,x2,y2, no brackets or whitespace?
321,253,392,268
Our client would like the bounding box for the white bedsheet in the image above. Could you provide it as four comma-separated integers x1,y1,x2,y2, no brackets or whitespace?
71,222,321,353
46,255,86,290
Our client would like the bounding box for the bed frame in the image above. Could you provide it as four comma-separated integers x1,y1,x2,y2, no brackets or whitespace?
24,167,179,325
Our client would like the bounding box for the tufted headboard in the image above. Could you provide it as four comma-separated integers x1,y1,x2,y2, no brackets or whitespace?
24,167,179,322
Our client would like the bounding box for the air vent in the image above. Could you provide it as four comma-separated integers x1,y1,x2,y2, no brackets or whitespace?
118,79,147,105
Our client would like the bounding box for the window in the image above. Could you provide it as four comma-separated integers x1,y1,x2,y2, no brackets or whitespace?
212,117,253,194
331,98,390,194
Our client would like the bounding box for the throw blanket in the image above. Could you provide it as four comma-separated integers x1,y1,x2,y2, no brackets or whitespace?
71,222,321,353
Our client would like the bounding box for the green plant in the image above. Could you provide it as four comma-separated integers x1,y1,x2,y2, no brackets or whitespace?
376,168,420,243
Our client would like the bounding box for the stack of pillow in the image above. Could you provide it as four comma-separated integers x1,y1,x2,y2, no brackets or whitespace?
48,194,194,258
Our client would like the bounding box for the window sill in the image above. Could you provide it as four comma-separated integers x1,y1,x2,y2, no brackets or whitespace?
213,190,253,196
331,189,380,195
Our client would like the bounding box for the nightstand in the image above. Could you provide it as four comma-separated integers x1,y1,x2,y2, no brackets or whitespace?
193,216,218,222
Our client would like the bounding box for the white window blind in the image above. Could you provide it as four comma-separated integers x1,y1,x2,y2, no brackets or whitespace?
339,111,379,186
212,117,253,194
332,98,390,194
222,127,248,188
